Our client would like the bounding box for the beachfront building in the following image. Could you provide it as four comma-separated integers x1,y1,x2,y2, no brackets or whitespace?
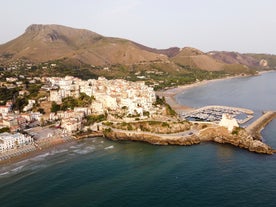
61,118,82,134
219,114,239,132
0,132,33,152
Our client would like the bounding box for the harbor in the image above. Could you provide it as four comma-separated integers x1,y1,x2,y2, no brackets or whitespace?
181,105,254,124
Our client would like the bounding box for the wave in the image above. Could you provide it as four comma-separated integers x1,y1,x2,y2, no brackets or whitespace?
50,148,69,155
104,145,114,150
30,152,50,161
72,146,96,155
0,171,10,177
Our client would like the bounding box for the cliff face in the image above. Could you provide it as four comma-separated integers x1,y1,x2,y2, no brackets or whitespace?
199,126,274,154
105,131,200,146
104,126,274,154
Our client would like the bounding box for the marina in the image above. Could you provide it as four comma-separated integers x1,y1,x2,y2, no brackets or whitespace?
181,105,254,124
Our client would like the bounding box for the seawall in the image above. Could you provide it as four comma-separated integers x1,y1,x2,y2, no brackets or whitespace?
246,111,276,139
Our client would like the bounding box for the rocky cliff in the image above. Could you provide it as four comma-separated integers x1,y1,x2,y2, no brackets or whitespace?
199,126,274,154
104,126,274,154
105,131,200,146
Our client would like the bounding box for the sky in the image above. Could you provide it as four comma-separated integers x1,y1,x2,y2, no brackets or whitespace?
1,0,276,54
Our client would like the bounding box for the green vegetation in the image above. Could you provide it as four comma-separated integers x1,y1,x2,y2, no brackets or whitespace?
60,96,78,111
51,101,61,113
85,114,107,126
247,54,276,69
113,120,190,134
0,88,19,104
232,127,243,135
103,128,112,134
103,121,113,126
26,83,42,99
0,127,10,133
13,96,28,112
50,93,94,112
154,95,177,116
154,96,166,106
143,111,150,117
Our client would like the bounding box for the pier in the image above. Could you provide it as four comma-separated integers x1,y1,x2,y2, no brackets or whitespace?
246,111,276,139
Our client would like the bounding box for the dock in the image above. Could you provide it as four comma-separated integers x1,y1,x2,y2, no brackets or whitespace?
245,111,276,139
181,105,254,124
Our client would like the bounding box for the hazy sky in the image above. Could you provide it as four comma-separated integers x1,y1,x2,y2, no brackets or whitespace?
1,0,276,53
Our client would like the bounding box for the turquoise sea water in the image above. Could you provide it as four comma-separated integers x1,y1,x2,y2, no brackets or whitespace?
1,72,276,207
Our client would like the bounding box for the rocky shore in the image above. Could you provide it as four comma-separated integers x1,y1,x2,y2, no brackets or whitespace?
104,125,274,154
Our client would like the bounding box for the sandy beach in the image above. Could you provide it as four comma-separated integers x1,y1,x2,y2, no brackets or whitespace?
0,137,78,165
156,73,265,113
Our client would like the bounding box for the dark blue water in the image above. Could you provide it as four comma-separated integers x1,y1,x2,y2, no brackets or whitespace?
1,72,276,207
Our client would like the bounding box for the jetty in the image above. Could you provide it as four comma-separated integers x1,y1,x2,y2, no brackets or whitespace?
246,111,276,139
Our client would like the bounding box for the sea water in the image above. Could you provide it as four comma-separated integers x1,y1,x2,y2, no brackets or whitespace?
1,72,276,207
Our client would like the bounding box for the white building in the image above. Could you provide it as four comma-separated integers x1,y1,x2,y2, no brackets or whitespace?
47,76,156,116
23,100,36,112
61,118,82,134
219,114,239,132
0,101,12,117
0,132,33,152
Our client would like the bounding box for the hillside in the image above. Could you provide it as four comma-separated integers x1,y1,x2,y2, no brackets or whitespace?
246,53,276,69
0,24,273,76
208,51,260,68
0,24,167,65
171,47,250,72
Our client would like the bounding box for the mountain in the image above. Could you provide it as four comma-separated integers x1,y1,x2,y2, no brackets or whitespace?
208,51,260,68
171,47,225,71
0,24,167,65
0,24,273,73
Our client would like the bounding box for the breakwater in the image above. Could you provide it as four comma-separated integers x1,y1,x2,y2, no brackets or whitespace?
246,111,276,139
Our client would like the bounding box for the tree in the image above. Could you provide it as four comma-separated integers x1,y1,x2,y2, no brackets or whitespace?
61,96,77,110
51,101,60,113
77,93,94,107
0,127,10,133
13,97,28,112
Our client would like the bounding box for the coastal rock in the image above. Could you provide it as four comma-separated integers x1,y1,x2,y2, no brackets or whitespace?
249,140,272,154
104,130,200,146
103,124,274,155
199,126,274,154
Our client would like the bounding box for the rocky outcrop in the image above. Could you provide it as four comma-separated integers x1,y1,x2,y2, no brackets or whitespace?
104,131,200,146
199,126,274,154
104,125,274,154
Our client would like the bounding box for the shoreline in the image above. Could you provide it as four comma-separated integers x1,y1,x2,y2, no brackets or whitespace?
0,131,104,166
1,71,275,166
156,76,241,113
156,71,274,113
0,137,77,166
